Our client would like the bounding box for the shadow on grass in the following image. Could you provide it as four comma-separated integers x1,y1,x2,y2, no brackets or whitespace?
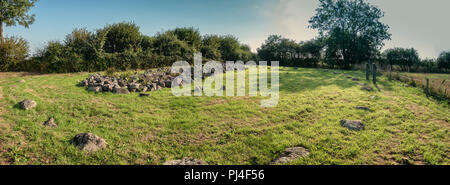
279,67,364,93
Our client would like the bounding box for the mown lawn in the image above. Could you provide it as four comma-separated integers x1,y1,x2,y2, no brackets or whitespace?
0,67,448,165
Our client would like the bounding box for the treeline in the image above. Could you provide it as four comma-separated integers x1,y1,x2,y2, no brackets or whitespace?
0,22,257,73
256,34,450,73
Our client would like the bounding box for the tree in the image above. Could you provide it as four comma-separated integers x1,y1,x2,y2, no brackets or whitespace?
171,27,202,52
218,35,241,61
309,0,391,69
201,34,222,60
384,48,420,72
0,0,37,44
437,51,450,72
100,22,142,53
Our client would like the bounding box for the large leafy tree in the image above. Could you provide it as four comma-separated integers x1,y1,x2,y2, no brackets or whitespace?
0,0,37,43
309,0,391,69
437,51,450,72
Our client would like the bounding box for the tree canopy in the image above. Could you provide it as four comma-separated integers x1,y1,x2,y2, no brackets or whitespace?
0,0,37,42
309,0,391,69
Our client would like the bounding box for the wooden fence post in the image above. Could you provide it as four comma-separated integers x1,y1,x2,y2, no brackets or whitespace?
372,63,377,85
426,78,429,95
366,62,370,81
389,65,392,81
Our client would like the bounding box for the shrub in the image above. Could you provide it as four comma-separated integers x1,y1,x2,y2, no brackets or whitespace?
0,36,30,71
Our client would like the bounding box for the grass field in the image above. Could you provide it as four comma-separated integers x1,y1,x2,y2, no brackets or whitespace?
0,67,448,165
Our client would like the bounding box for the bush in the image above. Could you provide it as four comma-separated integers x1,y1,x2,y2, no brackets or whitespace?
0,36,30,71
437,51,450,72
384,48,420,72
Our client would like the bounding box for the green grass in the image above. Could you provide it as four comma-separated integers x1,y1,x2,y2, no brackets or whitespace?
0,67,448,165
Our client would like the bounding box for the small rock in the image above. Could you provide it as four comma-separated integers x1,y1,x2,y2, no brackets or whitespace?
139,93,150,97
358,83,367,86
274,147,310,164
163,157,208,165
78,80,88,87
352,78,360,81
355,106,371,111
340,119,365,131
43,118,57,128
18,79,26,83
71,133,107,152
19,100,37,110
113,87,130,94
88,86,102,92
361,86,374,91
142,86,148,92
333,72,340,74
370,96,376,100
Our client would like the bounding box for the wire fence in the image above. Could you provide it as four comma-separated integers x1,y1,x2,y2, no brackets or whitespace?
354,63,450,100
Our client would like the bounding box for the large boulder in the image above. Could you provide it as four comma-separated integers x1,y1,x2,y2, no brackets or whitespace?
340,119,365,131
71,133,107,152
19,100,37,110
163,157,208,165
274,147,310,164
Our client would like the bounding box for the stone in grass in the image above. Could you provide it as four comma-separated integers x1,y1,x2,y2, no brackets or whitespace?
370,96,376,100
88,86,102,92
358,83,367,86
352,78,360,81
340,119,365,131
360,86,374,91
113,87,130,94
43,118,57,128
273,147,310,164
355,106,371,111
333,72,340,74
19,100,37,110
71,133,107,152
163,157,208,165
139,93,150,97
18,79,26,83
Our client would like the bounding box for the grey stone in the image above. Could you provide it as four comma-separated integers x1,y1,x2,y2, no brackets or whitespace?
355,106,371,111
18,79,26,83
43,118,57,128
163,157,208,165
139,93,150,97
113,87,130,94
274,147,310,164
352,78,360,81
78,80,88,87
361,86,374,91
340,119,365,131
88,86,102,92
19,100,37,110
333,72,340,74
71,133,106,152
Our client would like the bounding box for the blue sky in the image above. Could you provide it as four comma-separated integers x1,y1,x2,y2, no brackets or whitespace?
6,0,450,59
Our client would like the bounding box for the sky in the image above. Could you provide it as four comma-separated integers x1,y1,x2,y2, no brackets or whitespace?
6,0,450,59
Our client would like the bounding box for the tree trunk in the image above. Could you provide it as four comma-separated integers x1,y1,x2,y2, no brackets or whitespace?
0,21,3,44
